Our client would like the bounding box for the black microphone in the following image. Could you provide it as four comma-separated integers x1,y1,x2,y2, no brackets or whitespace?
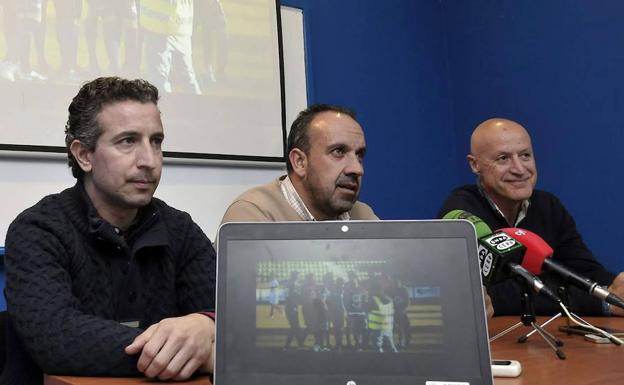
500,228,624,311
442,210,563,303
442,210,524,285
507,264,562,304
544,261,624,310
475,230,525,286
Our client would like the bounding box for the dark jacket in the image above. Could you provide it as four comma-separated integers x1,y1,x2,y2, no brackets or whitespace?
2,183,216,384
439,184,615,315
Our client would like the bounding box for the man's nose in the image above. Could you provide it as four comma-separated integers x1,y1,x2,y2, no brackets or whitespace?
136,141,160,169
344,153,364,176
509,155,526,174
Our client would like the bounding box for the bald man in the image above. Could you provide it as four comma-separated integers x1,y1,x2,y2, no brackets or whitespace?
439,118,624,316
221,103,377,223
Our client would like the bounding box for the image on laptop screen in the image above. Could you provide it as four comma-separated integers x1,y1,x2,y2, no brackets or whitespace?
216,221,493,385
254,258,443,353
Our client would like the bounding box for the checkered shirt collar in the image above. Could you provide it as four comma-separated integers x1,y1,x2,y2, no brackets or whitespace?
280,175,351,221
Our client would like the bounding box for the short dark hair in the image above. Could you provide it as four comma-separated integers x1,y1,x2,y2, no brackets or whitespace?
286,104,357,173
64,77,160,179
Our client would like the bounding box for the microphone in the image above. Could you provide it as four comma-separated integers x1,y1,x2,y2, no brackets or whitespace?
477,231,526,286
442,210,553,297
442,210,524,285
443,210,521,285
507,264,562,304
500,228,624,311
442,209,493,238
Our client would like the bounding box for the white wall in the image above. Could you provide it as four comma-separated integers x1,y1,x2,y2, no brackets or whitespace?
0,6,306,244
0,155,283,242
157,161,284,240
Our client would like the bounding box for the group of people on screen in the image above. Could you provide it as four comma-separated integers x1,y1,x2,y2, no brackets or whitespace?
262,269,412,354
0,0,227,93
2,76,623,384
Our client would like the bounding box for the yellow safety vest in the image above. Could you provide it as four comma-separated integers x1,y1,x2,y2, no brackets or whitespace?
368,296,394,332
139,0,193,36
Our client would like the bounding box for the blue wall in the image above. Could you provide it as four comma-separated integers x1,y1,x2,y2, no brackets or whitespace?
444,0,624,273
283,0,459,220
284,0,624,273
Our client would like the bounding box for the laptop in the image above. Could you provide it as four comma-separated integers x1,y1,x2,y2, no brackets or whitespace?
215,220,493,385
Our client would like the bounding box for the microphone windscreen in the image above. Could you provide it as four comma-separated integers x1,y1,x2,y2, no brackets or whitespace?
499,228,554,275
478,231,526,286
442,209,493,238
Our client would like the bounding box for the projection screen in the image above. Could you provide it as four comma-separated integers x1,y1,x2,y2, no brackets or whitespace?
0,0,286,162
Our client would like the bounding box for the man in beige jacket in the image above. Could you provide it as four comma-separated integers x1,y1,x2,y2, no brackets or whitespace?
221,104,377,223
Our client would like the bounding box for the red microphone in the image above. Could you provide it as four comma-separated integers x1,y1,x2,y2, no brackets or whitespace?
498,228,553,275
500,228,624,311
487,228,559,303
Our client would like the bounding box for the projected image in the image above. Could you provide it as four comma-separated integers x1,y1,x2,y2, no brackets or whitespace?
255,261,443,353
0,0,258,95
0,0,284,157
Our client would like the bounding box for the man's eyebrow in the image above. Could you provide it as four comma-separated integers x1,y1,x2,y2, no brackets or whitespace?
110,130,164,140
327,142,367,153
110,130,139,140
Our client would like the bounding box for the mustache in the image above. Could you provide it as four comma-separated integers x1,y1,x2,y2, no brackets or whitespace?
336,175,359,189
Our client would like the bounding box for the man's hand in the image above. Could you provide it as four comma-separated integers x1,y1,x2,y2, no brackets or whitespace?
125,313,216,380
607,272,624,316
483,287,494,319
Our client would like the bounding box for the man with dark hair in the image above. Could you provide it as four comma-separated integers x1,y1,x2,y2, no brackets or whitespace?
283,271,304,350
84,0,140,76
221,103,377,222
2,77,216,384
343,271,368,350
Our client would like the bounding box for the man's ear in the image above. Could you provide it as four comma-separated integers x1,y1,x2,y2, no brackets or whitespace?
288,148,307,178
467,154,480,175
70,140,93,173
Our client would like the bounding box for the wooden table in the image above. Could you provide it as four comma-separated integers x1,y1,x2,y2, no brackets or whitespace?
45,316,624,385
489,316,624,385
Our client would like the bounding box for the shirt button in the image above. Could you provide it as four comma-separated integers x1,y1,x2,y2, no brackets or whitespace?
114,227,121,234
128,291,137,303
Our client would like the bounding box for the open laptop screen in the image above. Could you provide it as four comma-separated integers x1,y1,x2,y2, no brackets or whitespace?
216,221,492,385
